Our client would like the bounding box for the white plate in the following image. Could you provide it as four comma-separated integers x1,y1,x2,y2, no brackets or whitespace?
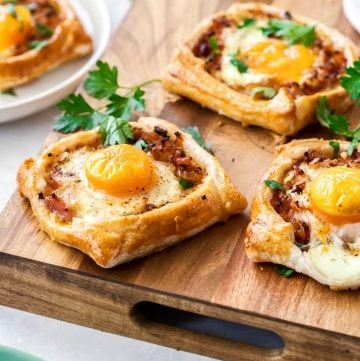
343,0,360,34
0,0,111,123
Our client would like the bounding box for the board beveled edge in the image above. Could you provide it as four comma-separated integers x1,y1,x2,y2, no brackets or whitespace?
0,252,359,361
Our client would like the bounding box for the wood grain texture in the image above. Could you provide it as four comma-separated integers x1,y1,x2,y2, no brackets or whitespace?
1,1,360,360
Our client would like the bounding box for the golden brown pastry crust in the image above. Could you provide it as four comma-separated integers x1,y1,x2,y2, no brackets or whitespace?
0,0,93,91
163,3,359,136
245,139,360,290
18,117,247,268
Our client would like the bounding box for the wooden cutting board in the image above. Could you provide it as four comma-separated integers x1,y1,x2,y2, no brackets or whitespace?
1,1,360,360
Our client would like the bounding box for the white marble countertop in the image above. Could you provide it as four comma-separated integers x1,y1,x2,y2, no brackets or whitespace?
0,1,216,360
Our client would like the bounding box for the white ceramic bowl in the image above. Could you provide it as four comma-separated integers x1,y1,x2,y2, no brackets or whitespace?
0,0,111,123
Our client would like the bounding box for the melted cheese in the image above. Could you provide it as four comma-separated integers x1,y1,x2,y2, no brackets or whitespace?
45,147,184,220
220,24,315,87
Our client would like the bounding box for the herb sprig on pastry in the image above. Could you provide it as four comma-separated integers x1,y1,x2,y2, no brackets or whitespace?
0,0,93,91
163,2,359,135
245,139,360,290
17,61,247,268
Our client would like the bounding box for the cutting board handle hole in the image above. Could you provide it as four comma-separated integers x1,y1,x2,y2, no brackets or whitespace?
133,301,284,350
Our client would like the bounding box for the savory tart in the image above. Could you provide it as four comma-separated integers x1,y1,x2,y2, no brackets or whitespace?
163,3,358,136
18,117,247,268
0,0,93,91
245,139,360,290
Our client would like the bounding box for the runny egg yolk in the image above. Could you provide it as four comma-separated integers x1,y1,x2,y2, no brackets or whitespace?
243,40,315,83
310,167,360,224
85,144,158,197
0,5,34,53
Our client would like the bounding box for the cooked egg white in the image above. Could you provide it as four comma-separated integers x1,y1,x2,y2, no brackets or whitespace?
220,21,316,88
43,146,184,220
283,163,360,282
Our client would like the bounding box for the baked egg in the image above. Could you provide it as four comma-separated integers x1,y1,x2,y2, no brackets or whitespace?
0,4,34,56
221,21,316,87
283,163,360,283
85,144,158,197
44,144,184,220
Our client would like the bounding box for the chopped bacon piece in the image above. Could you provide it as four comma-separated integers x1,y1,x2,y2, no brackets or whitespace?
45,194,73,222
293,220,310,246
133,127,206,186
144,203,157,212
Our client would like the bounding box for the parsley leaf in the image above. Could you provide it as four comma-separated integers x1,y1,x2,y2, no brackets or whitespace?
84,60,119,99
229,54,248,73
57,93,94,115
53,61,159,147
294,242,309,250
53,94,103,133
2,87,16,96
208,36,219,55
264,179,285,192
134,139,148,150
262,19,316,47
251,87,277,99
36,22,54,37
106,87,145,119
340,60,360,104
28,40,49,51
275,264,294,277
182,126,213,153
53,112,104,133
329,141,340,159
237,18,255,29
179,178,194,190
316,97,360,156
316,97,351,135
6,3,17,18
98,117,134,146
348,138,359,157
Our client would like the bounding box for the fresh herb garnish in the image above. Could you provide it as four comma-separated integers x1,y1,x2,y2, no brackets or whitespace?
294,242,309,250
182,126,213,153
340,60,360,105
28,40,49,51
179,178,194,190
251,87,277,99
315,96,360,155
261,19,316,47
229,53,248,73
53,60,160,147
2,87,16,96
329,140,340,159
106,88,145,118
134,139,148,150
6,3,17,18
237,18,255,29
98,117,134,146
208,36,219,55
275,264,294,277
53,94,104,133
35,22,54,37
264,179,285,192
84,61,119,99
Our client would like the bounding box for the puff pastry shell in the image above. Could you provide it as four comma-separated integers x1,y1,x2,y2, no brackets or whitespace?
0,0,93,91
163,3,358,135
18,117,247,268
245,139,360,290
